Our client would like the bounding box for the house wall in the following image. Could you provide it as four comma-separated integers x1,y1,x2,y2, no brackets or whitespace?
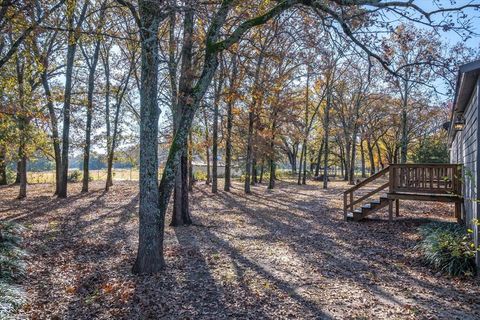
450,77,480,267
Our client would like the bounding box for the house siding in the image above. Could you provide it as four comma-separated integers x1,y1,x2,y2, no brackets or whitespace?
450,78,480,267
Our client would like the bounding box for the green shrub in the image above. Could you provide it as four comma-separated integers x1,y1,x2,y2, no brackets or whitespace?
67,170,82,182
194,171,208,181
416,221,477,276
0,222,26,318
5,167,16,184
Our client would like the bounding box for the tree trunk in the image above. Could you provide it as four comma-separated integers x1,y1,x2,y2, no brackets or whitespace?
181,152,191,224
322,90,331,189
268,158,276,189
224,54,237,192
82,40,101,193
224,99,233,190
375,141,384,169
400,106,408,164
302,143,307,185
106,55,133,191
245,107,254,194
284,141,297,175
297,143,305,185
15,161,20,184
302,70,309,185
0,146,7,185
188,130,194,192
203,109,211,185
104,48,113,190
171,2,194,226
245,50,264,194
17,118,28,199
132,1,165,275
367,139,375,175
18,154,27,199
206,145,211,184
268,99,279,189
349,135,357,185
360,139,366,178
344,141,351,182
399,79,409,164
251,157,257,185
58,1,88,198
212,72,224,193
314,138,324,177
259,161,264,184
40,69,61,194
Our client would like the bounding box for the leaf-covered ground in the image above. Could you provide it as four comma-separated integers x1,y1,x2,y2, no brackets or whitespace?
0,180,479,319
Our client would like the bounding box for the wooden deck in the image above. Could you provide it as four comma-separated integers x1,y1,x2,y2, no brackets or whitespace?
343,164,463,221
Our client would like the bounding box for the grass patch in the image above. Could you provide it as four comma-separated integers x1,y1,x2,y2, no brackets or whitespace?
0,222,26,319
416,221,477,276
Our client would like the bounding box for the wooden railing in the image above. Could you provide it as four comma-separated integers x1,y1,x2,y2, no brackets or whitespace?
343,164,463,221
389,164,462,196
343,166,390,220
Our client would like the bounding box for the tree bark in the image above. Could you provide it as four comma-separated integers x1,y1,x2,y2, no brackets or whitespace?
104,46,113,190
82,40,102,193
314,138,324,177
323,89,331,189
360,139,366,178
302,143,307,185
259,161,264,184
224,54,237,192
375,141,384,169
245,50,264,194
171,2,194,226
132,0,165,275
245,106,255,194
212,71,224,193
251,158,257,185
58,1,88,198
33,35,62,195
400,80,409,164
17,118,28,199
297,143,304,185
203,109,211,185
0,146,7,185
188,130,194,192
367,138,375,175
106,56,133,191
348,134,357,185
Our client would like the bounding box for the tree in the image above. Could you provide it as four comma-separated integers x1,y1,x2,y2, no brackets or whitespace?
58,0,89,198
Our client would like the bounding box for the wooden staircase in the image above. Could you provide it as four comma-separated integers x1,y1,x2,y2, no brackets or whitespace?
351,195,390,221
343,164,463,222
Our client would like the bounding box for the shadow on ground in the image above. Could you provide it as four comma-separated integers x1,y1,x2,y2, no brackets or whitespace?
0,180,478,319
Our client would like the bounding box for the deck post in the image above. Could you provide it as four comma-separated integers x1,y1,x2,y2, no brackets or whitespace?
349,192,353,212
455,201,461,222
388,199,393,222
395,199,400,217
343,192,348,220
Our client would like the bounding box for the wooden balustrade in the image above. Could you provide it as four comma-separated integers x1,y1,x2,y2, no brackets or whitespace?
389,164,462,196
343,163,463,221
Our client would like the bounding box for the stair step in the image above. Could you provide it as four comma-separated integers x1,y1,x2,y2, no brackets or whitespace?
353,209,362,215
371,200,381,205
362,204,372,209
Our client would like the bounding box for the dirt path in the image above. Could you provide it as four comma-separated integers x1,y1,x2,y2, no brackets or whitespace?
0,180,479,319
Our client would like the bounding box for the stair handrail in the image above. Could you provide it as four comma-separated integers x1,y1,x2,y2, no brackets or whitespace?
343,166,390,220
